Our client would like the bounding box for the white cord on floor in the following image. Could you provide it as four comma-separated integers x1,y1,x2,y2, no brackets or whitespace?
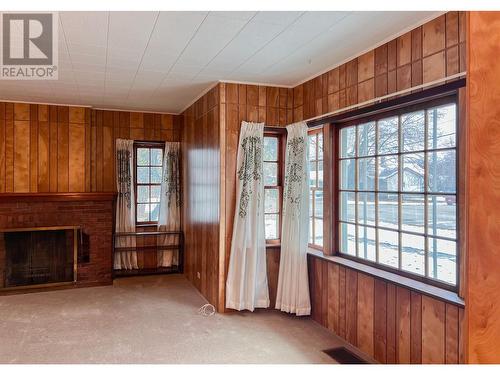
198,303,216,317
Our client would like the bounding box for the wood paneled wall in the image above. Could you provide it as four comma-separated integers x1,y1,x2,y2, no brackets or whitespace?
308,255,466,364
467,11,500,363
0,101,180,193
181,85,222,309
0,103,91,193
219,82,294,310
90,109,180,192
292,12,467,123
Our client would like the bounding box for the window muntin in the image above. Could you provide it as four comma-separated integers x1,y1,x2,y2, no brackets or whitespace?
309,129,324,248
338,101,458,287
135,146,163,223
264,135,282,241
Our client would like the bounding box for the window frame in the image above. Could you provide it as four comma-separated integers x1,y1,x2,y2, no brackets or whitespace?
133,141,165,226
333,94,460,292
308,128,324,250
263,131,286,245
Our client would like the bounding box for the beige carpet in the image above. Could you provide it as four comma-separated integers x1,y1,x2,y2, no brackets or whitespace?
0,274,356,364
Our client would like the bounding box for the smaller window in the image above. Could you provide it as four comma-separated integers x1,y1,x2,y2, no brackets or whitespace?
135,144,164,224
263,134,283,242
309,129,324,248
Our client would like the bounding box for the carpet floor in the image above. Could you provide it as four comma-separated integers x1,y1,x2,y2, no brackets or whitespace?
0,274,358,364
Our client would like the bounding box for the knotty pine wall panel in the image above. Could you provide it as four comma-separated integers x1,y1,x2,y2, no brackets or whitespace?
308,255,465,364
292,11,467,123
0,101,180,193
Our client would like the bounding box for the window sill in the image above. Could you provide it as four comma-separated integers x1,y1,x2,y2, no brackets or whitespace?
307,247,464,307
266,243,281,249
136,223,158,228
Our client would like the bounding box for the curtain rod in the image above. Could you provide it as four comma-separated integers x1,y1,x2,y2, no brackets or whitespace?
305,71,466,127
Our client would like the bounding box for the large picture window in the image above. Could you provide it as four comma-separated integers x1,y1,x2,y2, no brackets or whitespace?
309,129,323,248
135,143,164,224
337,97,458,287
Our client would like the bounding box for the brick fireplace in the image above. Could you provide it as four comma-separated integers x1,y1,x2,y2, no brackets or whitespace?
0,193,116,292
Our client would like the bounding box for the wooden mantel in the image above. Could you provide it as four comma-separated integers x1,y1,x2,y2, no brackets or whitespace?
0,192,117,202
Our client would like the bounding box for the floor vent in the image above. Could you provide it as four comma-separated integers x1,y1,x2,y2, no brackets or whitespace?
323,347,368,364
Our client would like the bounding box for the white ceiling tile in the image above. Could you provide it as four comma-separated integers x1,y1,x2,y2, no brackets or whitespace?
66,43,107,57
61,12,108,47
209,11,257,21
146,11,208,54
107,12,158,50
252,11,304,25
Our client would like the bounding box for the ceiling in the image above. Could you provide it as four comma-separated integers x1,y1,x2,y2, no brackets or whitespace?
0,11,441,114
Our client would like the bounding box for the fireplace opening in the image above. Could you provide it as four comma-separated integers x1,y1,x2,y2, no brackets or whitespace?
0,227,77,289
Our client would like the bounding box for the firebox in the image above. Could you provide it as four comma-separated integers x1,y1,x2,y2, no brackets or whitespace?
0,226,79,290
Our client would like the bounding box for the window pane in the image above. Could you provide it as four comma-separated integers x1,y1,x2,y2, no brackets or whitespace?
314,190,323,218
265,214,279,239
378,229,399,268
150,203,159,222
427,104,456,149
309,190,313,217
402,194,425,233
378,117,398,154
357,122,376,157
427,195,456,239
357,157,375,191
402,153,424,192
137,185,149,203
151,149,163,166
377,155,398,192
378,193,398,229
401,110,425,152
264,162,278,186
340,126,356,158
151,185,161,203
428,238,456,285
357,192,375,226
314,218,323,246
401,233,425,275
318,132,323,160
309,218,313,243
151,167,162,184
358,225,376,261
339,222,356,256
309,161,317,187
137,148,149,166
309,134,317,160
428,150,456,193
318,161,323,188
265,188,279,213
137,204,149,222
340,192,355,223
340,159,355,190
264,137,278,161
137,167,149,183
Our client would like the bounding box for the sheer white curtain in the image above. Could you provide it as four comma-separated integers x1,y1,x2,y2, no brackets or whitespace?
114,139,138,270
226,121,270,311
275,122,311,316
157,142,181,267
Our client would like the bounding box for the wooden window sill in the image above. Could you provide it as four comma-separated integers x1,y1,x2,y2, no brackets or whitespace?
307,247,465,307
266,243,281,248
136,223,158,228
